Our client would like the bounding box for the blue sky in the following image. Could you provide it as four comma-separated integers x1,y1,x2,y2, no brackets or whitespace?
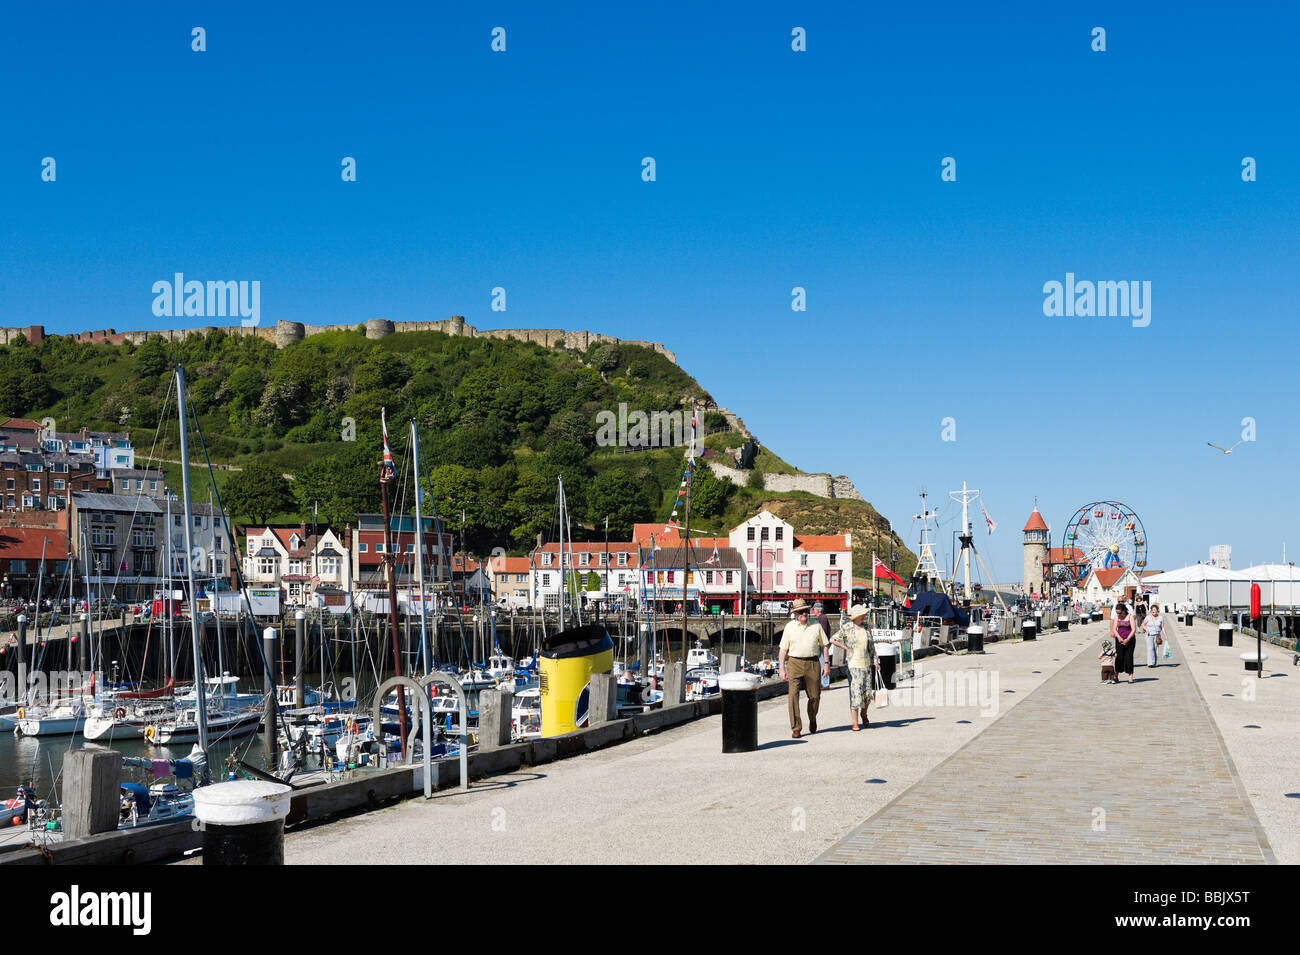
2,1,1297,580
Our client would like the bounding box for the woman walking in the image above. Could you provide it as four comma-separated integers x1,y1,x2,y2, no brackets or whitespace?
831,604,876,730
1111,603,1137,683
1143,604,1164,667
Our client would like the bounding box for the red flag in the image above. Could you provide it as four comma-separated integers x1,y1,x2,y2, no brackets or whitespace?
873,556,904,586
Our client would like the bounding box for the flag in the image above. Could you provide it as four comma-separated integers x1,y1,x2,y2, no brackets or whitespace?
980,501,997,534
873,555,904,585
704,546,719,566
380,408,396,483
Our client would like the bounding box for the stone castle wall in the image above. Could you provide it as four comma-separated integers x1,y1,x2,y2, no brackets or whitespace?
1,318,676,364
706,461,859,502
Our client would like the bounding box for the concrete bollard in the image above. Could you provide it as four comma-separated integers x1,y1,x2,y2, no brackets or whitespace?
966,624,985,654
719,671,761,753
193,780,292,865
479,687,513,748
662,662,686,705
61,749,122,840
588,674,618,726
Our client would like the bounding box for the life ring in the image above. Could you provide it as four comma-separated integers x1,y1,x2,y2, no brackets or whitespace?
113,707,126,720
143,725,156,742
15,708,23,719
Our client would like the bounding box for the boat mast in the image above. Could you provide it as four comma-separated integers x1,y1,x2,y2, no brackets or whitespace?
409,419,430,677
176,365,210,761
378,407,408,756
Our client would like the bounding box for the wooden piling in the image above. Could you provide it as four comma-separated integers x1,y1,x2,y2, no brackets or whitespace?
61,749,122,841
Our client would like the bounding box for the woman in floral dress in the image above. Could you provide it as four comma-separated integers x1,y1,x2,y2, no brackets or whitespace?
831,604,876,731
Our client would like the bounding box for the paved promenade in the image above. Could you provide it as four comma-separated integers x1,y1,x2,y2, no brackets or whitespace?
284,617,1291,865
819,618,1275,863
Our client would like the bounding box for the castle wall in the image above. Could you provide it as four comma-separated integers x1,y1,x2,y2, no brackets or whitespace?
2,318,677,365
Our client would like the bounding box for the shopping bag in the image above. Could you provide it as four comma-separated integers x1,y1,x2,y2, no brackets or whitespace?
820,672,830,689
1163,642,1171,660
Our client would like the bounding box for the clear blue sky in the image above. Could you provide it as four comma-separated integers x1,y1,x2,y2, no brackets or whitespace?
2,1,1297,580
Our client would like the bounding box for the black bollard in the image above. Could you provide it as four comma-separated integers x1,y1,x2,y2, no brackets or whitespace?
966,624,985,654
719,672,760,753
1023,620,1038,642
1218,622,1233,648
263,627,278,764
192,780,292,865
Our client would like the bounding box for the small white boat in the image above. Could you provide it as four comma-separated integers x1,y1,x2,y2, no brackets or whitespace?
145,706,262,745
511,687,541,740
16,698,89,737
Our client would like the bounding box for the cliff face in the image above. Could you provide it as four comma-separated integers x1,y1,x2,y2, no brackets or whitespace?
0,318,677,364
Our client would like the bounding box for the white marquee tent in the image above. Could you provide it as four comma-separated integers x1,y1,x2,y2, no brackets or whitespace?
1238,564,1300,610
1141,564,1255,608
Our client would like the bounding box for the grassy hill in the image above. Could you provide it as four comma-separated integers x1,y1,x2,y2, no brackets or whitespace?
0,327,916,570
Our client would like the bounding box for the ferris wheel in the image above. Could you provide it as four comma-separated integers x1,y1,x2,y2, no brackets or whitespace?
1059,501,1147,585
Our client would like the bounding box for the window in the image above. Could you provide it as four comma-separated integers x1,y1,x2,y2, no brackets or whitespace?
146,533,154,547
4,479,10,489
775,548,782,563
667,571,675,583
797,572,811,590
599,553,608,566
829,554,837,565
747,548,753,563
214,537,222,551
194,515,203,529
52,479,64,490
705,571,714,584
617,552,627,566
775,527,783,541
258,558,276,575
760,527,769,541
725,571,734,585
375,543,384,553
82,482,89,490
775,572,783,586
10,560,26,573
406,544,414,553
31,479,39,492
149,480,157,491
826,571,841,591
579,553,589,566
800,554,808,566
289,560,302,574
542,573,551,587
542,553,553,567
132,530,142,547
359,543,368,553
747,527,755,541
174,515,181,527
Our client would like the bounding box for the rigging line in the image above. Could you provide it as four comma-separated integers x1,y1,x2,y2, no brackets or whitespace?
104,373,178,600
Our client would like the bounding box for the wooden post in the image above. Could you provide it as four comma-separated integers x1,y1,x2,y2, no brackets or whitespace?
479,687,513,750
663,661,685,705
589,672,619,725
62,749,122,840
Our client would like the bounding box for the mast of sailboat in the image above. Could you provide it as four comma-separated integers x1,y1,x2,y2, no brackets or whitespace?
678,402,697,665
210,487,226,700
378,408,408,756
80,527,95,700
175,365,210,760
409,419,431,677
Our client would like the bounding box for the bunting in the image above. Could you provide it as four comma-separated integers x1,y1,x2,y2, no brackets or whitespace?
380,407,396,483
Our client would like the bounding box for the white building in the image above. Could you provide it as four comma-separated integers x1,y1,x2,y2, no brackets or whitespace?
1073,567,1140,603
243,524,352,606
729,510,852,612
530,542,639,609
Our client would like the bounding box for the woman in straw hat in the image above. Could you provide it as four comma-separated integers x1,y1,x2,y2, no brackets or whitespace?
831,604,876,731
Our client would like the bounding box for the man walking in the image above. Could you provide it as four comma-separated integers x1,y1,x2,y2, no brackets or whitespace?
778,598,829,738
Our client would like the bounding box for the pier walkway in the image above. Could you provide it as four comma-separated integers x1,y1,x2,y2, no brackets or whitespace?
285,617,1292,865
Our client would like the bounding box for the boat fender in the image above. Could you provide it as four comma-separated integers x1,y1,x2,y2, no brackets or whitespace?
113,707,126,719
15,708,23,719
144,725,156,742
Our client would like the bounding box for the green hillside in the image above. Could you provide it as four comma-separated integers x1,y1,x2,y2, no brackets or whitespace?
0,328,916,569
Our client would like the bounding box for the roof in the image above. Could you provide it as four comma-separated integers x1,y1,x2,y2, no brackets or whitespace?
489,556,532,574
793,534,849,552
71,492,161,513
1023,508,1048,532
0,527,70,560
637,545,743,571
1045,547,1085,564
535,541,638,554
0,419,41,432
1090,568,1130,588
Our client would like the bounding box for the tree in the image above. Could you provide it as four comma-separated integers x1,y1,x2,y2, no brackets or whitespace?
291,443,382,527
586,468,652,537
689,464,732,519
224,460,293,525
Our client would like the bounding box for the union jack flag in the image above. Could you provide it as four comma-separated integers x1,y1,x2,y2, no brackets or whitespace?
380,408,396,484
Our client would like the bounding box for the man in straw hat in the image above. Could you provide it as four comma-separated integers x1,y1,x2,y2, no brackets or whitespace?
778,598,830,738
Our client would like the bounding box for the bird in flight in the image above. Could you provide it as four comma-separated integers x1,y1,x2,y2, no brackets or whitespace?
1207,440,1244,455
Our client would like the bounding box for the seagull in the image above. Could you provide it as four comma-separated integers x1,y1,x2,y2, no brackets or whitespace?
1207,440,1244,455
